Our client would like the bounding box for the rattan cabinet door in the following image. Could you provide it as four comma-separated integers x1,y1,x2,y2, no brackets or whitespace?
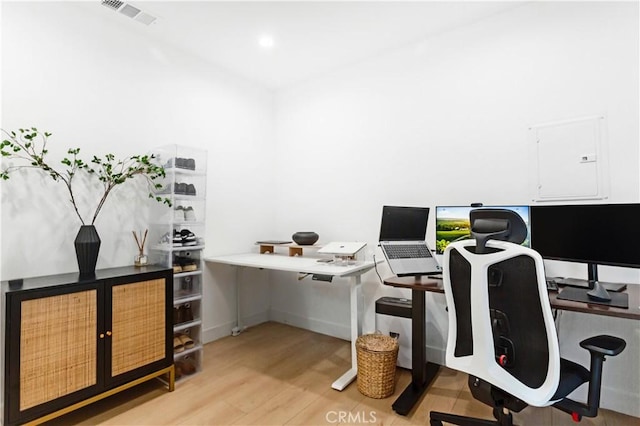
20,290,98,410
109,278,167,378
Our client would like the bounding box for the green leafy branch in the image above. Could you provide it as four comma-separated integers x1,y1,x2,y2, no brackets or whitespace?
87,153,170,225
1,127,171,225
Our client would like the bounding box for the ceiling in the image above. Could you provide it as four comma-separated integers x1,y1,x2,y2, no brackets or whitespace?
82,1,525,90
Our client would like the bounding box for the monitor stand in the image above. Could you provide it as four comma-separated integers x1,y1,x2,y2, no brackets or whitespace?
556,278,627,292
587,263,611,301
557,287,629,309
556,263,630,301
587,281,611,301
555,263,629,307
557,277,613,300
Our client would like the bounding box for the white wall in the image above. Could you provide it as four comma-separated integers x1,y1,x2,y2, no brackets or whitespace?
0,2,274,342
1,0,639,418
272,1,639,416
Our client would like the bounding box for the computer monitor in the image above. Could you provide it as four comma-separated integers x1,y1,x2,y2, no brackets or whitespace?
530,203,640,301
530,203,640,270
435,205,530,254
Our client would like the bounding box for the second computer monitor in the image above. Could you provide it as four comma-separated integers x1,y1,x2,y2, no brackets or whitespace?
435,205,530,254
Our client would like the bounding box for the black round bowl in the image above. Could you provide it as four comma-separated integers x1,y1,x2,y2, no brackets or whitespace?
292,231,319,245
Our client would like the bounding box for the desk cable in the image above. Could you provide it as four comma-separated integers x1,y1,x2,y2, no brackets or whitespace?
372,253,384,284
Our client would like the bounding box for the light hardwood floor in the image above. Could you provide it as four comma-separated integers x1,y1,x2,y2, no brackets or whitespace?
49,322,638,425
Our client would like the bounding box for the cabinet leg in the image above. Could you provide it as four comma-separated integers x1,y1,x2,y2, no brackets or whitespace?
168,364,176,392
23,366,177,425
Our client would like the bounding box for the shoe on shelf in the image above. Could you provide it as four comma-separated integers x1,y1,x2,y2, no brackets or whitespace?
185,158,196,170
176,333,195,349
176,257,198,272
175,356,196,375
173,306,183,325
185,183,197,196
174,205,185,222
173,264,183,274
183,303,194,322
172,229,183,246
165,158,192,169
173,303,194,325
175,158,188,169
173,336,185,353
182,263,198,272
180,229,197,246
183,206,196,221
175,252,198,269
181,276,193,291
175,254,198,272
182,260,198,272
175,182,187,195
157,232,172,247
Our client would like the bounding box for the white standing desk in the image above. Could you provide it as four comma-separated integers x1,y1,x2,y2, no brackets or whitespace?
204,253,376,391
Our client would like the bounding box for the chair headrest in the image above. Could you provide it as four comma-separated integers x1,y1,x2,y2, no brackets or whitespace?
470,209,527,253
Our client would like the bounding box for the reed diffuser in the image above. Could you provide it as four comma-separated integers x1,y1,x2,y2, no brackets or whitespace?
133,229,148,266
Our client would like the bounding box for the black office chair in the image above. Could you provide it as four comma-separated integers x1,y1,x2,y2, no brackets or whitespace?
430,209,626,426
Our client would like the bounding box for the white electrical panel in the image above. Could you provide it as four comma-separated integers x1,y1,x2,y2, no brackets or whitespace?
529,115,609,202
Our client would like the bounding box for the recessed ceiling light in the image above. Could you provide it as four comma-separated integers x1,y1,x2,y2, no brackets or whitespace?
258,35,275,49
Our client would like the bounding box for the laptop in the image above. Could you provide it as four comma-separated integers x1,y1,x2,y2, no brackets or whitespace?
379,205,441,277
318,242,367,256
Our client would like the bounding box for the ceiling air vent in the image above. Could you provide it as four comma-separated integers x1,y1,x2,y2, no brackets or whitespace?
134,12,157,26
100,0,157,26
120,4,141,18
101,0,124,11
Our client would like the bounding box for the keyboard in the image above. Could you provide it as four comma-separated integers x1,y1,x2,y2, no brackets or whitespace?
383,244,432,259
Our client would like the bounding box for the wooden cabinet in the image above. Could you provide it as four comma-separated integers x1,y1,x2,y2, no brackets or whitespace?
3,266,175,425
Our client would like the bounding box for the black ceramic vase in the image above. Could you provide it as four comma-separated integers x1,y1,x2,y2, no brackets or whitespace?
75,225,101,277
292,231,319,245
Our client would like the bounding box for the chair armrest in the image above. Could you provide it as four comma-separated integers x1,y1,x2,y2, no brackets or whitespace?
555,335,626,419
580,335,626,357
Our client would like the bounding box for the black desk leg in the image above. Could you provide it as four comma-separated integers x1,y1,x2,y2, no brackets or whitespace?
392,289,440,416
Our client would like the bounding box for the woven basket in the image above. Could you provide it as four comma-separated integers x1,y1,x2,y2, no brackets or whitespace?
356,333,399,398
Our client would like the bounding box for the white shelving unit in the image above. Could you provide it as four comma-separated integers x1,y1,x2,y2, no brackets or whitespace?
148,144,207,381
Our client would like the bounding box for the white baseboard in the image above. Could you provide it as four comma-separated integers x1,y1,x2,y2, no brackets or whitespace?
426,345,446,366
595,385,640,418
202,320,235,343
268,308,446,365
269,308,350,340
202,310,269,344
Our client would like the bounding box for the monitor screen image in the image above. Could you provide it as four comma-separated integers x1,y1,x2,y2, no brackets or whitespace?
529,203,640,269
435,205,530,254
